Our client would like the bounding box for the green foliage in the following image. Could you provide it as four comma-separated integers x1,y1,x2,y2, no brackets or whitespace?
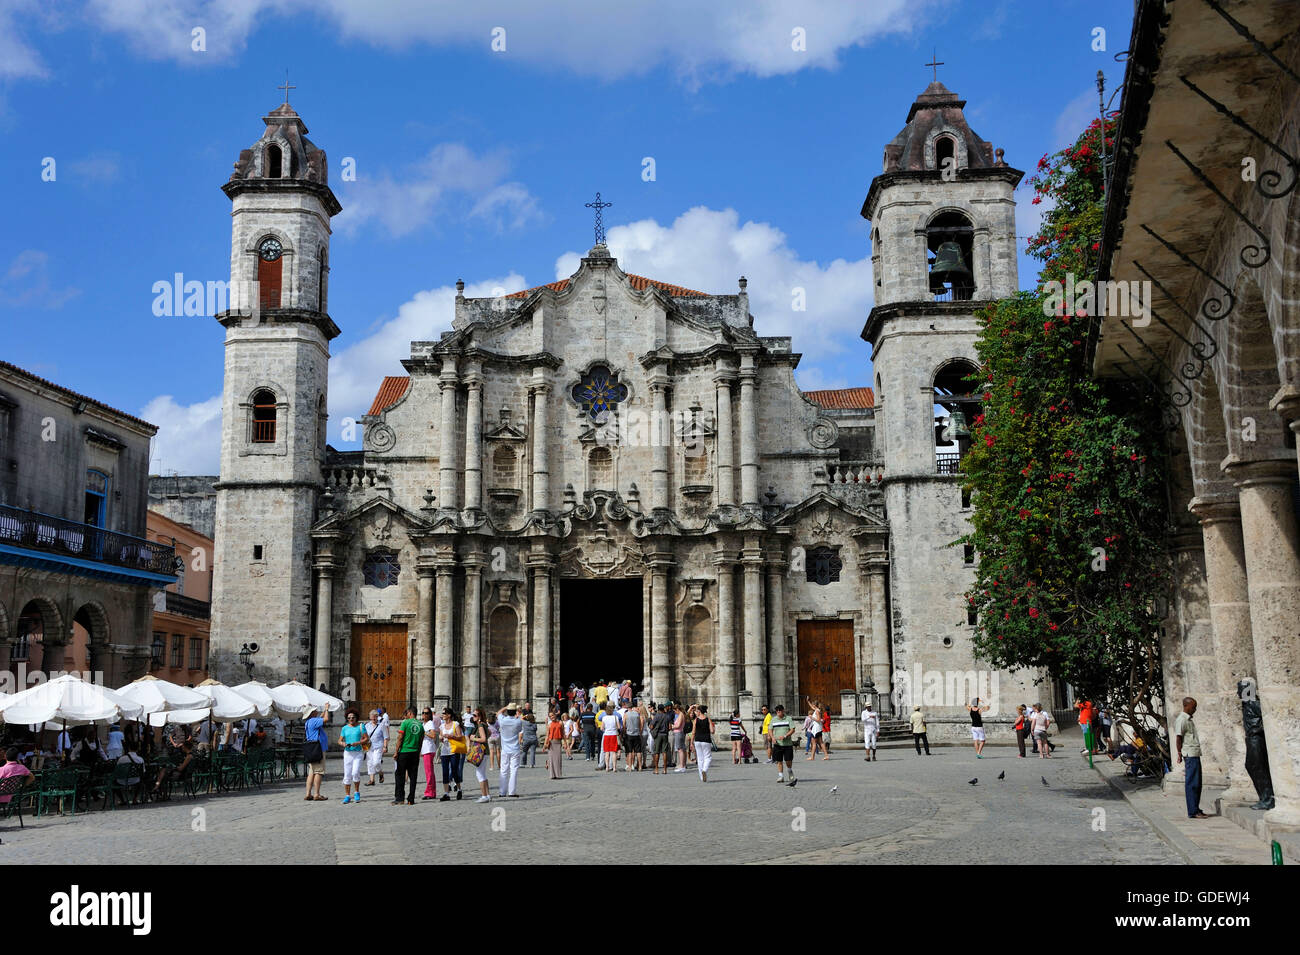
961,113,1169,742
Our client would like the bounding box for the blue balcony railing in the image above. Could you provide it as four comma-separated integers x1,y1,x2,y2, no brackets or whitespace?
0,503,176,576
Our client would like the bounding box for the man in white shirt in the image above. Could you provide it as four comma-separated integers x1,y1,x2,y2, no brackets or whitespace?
364,709,388,786
861,701,880,762
1029,703,1053,759
599,703,622,773
497,703,525,797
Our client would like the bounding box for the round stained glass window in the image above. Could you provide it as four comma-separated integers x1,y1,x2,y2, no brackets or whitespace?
571,365,628,422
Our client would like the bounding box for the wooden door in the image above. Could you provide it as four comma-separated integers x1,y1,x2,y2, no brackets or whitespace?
796,620,855,714
350,624,408,718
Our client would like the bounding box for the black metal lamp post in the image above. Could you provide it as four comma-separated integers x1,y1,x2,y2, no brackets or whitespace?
238,642,259,678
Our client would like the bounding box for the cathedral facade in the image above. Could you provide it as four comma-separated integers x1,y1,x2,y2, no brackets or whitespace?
208,85,1040,737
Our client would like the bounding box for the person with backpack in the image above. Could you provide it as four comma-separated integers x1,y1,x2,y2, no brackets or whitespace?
580,704,599,761
302,706,330,801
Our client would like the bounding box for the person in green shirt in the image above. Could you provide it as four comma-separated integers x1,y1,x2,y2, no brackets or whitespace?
392,707,423,805
768,704,797,785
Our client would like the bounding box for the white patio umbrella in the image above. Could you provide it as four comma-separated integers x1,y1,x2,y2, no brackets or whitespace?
229,680,276,717
266,680,343,720
172,679,259,741
116,674,209,716
0,673,144,726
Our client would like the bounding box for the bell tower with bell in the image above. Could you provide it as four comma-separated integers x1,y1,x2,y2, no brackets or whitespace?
859,73,1034,734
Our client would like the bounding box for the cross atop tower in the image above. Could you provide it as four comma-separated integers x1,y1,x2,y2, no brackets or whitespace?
585,191,613,245
924,49,944,82
277,70,296,105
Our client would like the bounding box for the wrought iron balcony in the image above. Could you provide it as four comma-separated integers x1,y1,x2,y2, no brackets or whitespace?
165,590,211,619
0,503,176,577
936,452,963,475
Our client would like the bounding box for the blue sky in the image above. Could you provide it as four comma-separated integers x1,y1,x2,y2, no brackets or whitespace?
0,0,1134,473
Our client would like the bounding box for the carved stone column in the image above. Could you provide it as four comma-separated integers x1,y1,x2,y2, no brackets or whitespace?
648,550,674,701
765,555,788,707
1189,496,1259,802
713,363,735,507
741,540,766,703
867,562,891,716
1226,457,1300,822
649,372,671,512
464,366,484,516
527,551,554,698
433,552,457,702
462,550,485,708
438,359,459,513
414,560,435,706
738,352,760,509
714,548,737,706
531,378,551,515
311,558,335,692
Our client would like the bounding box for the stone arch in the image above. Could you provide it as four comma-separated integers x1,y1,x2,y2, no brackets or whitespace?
932,357,980,472
72,601,111,675
1185,362,1235,502
925,128,969,171
487,605,521,704
1222,275,1289,462
681,604,711,666
15,597,63,669
265,142,283,178
924,208,976,300
588,445,614,490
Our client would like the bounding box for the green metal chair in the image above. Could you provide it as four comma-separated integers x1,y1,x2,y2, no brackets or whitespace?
82,762,120,811
0,775,31,829
36,767,79,816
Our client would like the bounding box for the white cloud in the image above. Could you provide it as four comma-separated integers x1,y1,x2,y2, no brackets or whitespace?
335,143,541,238
74,0,930,83
0,0,51,79
142,393,222,475
0,250,81,308
1053,88,1100,151
67,151,122,184
555,206,874,388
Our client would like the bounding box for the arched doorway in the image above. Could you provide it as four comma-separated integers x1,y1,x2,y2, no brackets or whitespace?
487,605,522,705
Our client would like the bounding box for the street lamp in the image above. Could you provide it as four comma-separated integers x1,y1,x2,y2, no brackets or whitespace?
238,642,259,677
150,633,165,670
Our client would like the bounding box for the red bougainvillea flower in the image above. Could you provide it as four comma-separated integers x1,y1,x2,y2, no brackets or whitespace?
1049,623,1059,631
1093,508,1101,515
1018,509,1030,519
1028,607,1041,619
985,433,996,448
1031,196,1042,205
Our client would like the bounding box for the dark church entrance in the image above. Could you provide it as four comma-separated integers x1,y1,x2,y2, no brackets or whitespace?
559,578,643,692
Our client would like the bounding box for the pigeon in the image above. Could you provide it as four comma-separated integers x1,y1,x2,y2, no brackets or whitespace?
968,778,978,786
1041,776,1049,787
829,785,838,794
997,771,1005,780
788,778,798,788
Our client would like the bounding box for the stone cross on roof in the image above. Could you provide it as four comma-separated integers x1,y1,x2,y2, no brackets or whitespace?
277,71,296,105
585,192,613,245
925,49,944,82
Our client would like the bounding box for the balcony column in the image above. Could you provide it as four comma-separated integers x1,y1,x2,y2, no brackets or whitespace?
765,555,787,707
741,540,766,704
464,365,484,517
713,362,736,507
438,359,460,514
738,352,760,510
1225,458,1300,823
531,376,551,516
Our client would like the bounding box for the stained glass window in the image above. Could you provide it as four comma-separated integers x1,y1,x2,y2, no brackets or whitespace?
806,546,842,586
571,365,628,422
363,549,400,588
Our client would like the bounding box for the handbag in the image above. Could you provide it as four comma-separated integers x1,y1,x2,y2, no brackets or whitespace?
302,738,323,763
450,728,467,756
467,731,486,766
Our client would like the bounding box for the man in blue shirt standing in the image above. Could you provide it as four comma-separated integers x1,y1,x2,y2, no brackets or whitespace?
303,707,330,801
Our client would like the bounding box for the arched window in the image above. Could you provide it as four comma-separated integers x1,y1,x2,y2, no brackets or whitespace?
925,211,975,301
492,446,517,488
934,358,980,474
266,143,282,178
252,389,277,443
588,446,613,489
935,135,956,171
682,605,711,666
257,236,283,309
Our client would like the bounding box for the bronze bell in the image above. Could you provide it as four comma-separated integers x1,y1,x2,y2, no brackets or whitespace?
929,240,973,293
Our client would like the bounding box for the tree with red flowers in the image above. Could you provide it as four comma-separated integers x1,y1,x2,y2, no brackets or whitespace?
960,115,1170,758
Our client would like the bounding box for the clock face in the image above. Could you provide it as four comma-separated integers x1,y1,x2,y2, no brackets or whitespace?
258,237,283,262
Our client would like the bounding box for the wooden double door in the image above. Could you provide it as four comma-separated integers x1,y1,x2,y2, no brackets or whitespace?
796,620,855,715
350,624,408,717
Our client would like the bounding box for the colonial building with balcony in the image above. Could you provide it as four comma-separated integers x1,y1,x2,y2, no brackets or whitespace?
0,361,175,690
146,509,211,686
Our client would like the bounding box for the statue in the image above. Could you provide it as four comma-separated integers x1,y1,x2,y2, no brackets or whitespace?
1237,678,1275,810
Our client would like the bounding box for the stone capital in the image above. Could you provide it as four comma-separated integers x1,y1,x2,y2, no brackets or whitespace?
1268,384,1300,425
1187,495,1240,525
1223,456,1297,489
529,382,552,397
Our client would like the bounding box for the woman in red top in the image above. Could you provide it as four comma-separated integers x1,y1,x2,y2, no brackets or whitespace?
545,713,566,779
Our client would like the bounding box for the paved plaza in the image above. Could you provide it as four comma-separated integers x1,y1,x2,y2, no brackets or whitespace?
3,741,1188,864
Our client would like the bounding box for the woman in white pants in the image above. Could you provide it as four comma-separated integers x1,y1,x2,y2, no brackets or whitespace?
470,707,492,803
338,709,368,803
689,705,715,782
364,709,387,785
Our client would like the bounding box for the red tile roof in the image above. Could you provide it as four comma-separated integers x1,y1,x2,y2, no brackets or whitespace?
505,273,709,299
803,387,875,410
368,376,410,415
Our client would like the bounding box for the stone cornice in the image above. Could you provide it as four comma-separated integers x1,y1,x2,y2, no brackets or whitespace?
216,308,340,342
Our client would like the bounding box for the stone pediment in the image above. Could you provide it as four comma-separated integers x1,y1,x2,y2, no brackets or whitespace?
311,495,430,537
772,491,887,532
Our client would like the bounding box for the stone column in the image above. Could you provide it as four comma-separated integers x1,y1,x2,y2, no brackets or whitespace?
973,229,993,300
714,549,737,706
867,563,892,715
464,367,484,516
438,361,459,513
433,555,456,702
1167,530,1229,784
414,562,435,705
1190,497,1259,802
462,552,485,708
741,541,766,703
648,551,673,701
714,363,735,507
738,353,760,509
650,374,670,512
766,557,788,707
311,557,335,692
1226,458,1300,822
528,553,553,698
531,379,551,515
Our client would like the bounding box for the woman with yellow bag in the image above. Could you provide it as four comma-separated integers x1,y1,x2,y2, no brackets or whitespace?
437,708,466,801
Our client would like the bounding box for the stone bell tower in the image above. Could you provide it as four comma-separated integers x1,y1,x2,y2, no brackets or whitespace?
208,98,342,686
861,80,1032,737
